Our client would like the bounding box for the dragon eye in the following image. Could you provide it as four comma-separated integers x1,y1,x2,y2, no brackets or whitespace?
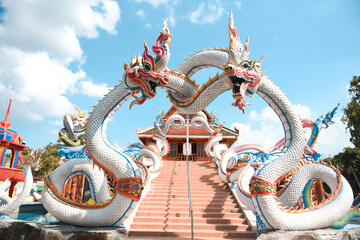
143,62,152,71
242,62,250,68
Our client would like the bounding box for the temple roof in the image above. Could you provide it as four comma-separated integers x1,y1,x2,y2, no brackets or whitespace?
137,106,238,139
0,99,27,149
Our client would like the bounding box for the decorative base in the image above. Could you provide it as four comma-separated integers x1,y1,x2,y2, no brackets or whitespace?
257,227,360,240
0,219,128,240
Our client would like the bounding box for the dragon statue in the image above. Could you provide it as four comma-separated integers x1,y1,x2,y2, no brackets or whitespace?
57,106,88,148
42,12,359,230
0,147,45,218
41,21,175,227
231,104,340,163
182,12,358,230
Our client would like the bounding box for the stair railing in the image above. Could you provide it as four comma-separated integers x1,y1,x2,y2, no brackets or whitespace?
186,114,194,240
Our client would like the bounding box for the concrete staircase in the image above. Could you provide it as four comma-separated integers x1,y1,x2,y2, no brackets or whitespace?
128,161,256,239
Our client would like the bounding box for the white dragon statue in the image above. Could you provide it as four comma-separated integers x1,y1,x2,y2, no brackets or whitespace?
0,147,45,218
57,106,88,148
42,13,359,230
172,12,358,230
41,21,181,227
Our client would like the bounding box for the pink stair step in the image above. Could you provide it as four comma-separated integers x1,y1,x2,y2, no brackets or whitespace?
132,216,248,224
129,161,255,239
128,229,256,238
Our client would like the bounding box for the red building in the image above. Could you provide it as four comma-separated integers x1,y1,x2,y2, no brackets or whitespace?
0,99,28,197
137,106,238,161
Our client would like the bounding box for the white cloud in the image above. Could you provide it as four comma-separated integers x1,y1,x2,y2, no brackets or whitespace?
135,9,154,28
0,47,85,121
77,80,111,98
50,129,60,135
0,0,120,63
134,1,176,26
168,8,176,26
189,0,224,24
317,117,353,156
294,103,312,119
249,107,278,122
232,121,283,149
235,1,242,9
48,120,63,126
134,0,170,8
231,105,352,156
136,9,146,19
0,0,121,122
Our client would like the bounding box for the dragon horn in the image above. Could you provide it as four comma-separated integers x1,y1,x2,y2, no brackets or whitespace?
124,59,129,70
229,10,235,51
228,10,242,65
259,54,265,65
142,40,156,71
242,36,250,60
154,19,172,72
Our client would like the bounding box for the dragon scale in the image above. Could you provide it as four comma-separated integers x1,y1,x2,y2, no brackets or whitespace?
42,85,142,227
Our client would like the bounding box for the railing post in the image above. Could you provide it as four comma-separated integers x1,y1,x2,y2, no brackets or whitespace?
186,114,194,240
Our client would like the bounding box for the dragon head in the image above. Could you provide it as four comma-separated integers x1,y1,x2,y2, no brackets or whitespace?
224,11,265,113
21,147,46,169
71,106,88,132
124,20,172,109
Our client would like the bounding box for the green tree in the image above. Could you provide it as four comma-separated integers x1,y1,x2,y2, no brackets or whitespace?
325,148,360,194
78,133,86,145
21,148,34,156
33,143,60,177
342,75,360,148
326,76,360,195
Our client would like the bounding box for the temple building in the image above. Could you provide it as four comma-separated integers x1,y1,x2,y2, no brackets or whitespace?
61,106,238,204
136,106,238,161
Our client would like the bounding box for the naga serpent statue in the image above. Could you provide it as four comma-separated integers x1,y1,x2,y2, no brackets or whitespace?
42,13,359,230
57,106,88,148
174,12,357,230
0,147,45,218
42,22,173,227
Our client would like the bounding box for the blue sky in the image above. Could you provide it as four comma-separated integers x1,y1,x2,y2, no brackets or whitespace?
0,0,359,156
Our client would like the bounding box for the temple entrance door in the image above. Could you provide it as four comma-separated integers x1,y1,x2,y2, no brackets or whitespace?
176,142,197,161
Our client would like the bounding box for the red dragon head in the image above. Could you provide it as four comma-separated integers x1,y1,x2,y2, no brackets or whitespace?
124,20,172,108
224,11,265,113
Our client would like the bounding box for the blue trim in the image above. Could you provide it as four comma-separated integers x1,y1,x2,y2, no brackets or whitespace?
64,171,98,203
48,175,53,185
0,128,17,133
109,201,134,227
169,77,229,106
164,86,185,97
237,183,252,200
45,177,97,209
255,195,273,229
0,149,6,166
185,64,222,77
12,151,19,168
46,175,134,227
100,92,136,175
256,89,292,176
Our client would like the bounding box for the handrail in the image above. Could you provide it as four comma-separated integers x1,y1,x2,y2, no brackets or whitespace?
186,114,194,240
